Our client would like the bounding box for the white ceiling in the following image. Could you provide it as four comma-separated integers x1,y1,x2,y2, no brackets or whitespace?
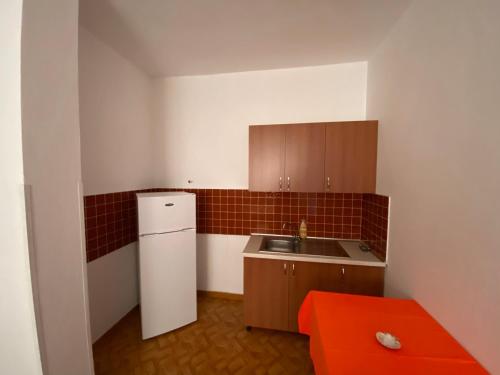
79,0,411,77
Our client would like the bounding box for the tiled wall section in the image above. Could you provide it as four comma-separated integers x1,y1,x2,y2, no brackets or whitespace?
83,188,389,263
83,189,153,262
361,194,389,261
192,190,362,238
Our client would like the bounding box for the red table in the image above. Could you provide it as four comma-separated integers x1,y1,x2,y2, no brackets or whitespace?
298,291,487,375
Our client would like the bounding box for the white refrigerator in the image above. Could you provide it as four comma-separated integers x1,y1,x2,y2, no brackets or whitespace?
137,192,197,340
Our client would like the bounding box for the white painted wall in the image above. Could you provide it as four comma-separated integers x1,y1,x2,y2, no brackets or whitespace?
367,1,500,372
79,27,156,342
79,27,154,196
87,243,139,342
197,234,248,294
21,1,94,374
0,2,43,374
151,63,368,297
152,62,368,188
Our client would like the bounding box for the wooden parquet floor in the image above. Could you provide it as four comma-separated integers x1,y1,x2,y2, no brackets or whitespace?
93,295,314,375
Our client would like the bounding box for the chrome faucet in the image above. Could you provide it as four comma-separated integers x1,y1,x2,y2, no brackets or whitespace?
282,222,300,240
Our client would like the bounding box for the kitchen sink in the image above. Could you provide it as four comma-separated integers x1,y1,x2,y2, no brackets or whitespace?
259,236,350,258
261,238,300,253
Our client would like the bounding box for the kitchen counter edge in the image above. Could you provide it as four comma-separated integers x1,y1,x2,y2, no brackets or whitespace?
243,235,386,268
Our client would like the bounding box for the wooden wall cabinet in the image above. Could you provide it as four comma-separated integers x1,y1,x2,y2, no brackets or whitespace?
244,257,384,332
284,124,325,192
324,121,378,193
248,121,378,193
249,125,285,192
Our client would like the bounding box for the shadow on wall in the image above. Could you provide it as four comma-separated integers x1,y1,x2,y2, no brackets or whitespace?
80,0,157,73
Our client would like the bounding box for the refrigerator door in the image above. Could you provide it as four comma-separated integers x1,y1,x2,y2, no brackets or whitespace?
139,228,197,339
137,192,196,235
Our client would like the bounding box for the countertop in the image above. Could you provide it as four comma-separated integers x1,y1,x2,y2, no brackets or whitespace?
243,234,386,267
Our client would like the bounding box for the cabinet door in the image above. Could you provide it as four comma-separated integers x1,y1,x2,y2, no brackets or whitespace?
244,258,289,331
288,261,343,332
284,124,325,192
325,121,378,193
249,125,285,191
340,264,384,296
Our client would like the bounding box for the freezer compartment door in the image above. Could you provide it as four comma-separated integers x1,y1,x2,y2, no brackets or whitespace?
139,229,197,339
138,193,196,235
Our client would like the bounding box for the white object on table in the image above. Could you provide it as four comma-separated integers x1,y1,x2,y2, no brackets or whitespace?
376,331,402,350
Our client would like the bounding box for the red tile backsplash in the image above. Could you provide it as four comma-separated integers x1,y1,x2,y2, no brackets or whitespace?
191,190,363,238
83,189,154,262
361,193,389,261
83,188,389,263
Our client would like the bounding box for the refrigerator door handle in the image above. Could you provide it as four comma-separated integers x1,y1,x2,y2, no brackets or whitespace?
139,228,195,237
164,203,175,207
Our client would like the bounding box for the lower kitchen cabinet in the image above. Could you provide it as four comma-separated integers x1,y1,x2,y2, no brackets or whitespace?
244,257,385,332
340,264,385,296
243,257,289,331
288,261,344,331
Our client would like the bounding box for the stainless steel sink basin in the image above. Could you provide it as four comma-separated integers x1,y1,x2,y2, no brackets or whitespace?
259,236,350,258
261,238,299,253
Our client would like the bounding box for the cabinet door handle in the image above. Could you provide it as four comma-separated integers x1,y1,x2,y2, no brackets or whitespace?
283,263,287,275
287,176,291,191
279,176,282,191
326,177,331,191
341,266,345,276
292,263,295,276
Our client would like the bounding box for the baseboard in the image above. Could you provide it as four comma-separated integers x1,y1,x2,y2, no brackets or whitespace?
197,290,243,301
